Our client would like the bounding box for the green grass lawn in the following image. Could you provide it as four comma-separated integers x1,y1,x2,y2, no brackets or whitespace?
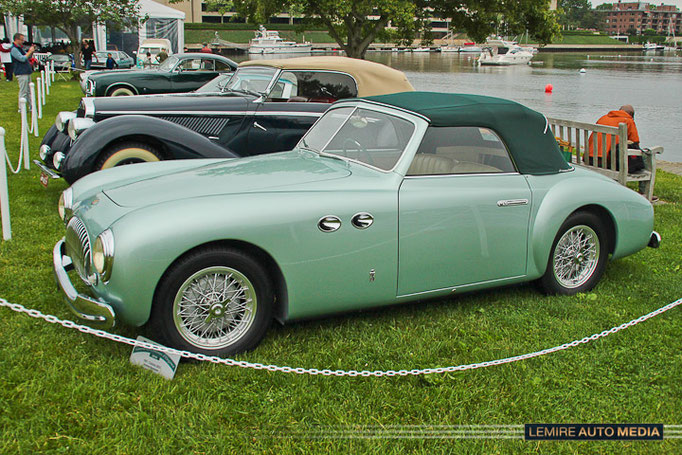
0,80,680,453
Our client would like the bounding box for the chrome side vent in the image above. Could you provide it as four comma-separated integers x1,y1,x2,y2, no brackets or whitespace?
158,116,230,136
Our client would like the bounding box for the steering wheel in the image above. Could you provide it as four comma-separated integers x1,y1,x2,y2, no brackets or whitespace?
342,138,376,166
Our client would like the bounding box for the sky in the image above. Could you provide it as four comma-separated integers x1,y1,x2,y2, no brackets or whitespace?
590,0,682,8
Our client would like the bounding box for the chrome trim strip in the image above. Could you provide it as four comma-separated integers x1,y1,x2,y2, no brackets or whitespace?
33,160,61,178
53,239,116,329
397,275,526,299
497,198,529,207
404,172,520,179
96,110,323,117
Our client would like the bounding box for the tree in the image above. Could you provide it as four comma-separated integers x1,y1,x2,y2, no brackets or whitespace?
558,0,598,30
0,0,140,68
233,0,560,59
204,0,235,23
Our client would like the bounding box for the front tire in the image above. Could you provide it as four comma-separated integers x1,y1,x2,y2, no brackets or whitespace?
148,248,274,357
96,141,162,170
538,212,609,295
108,86,135,96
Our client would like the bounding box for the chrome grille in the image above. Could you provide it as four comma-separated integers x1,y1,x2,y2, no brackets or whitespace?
158,116,230,136
65,217,92,283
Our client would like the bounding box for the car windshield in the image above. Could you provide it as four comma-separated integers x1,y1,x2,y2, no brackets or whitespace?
158,56,178,72
299,106,416,171
95,52,109,60
195,74,233,93
224,66,278,95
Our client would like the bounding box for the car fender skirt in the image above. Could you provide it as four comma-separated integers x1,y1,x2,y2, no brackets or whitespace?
62,115,238,183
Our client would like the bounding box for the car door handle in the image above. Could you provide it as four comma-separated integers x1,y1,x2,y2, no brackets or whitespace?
497,199,529,207
253,121,267,131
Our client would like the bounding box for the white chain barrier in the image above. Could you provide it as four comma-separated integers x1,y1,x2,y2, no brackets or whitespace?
0,296,679,376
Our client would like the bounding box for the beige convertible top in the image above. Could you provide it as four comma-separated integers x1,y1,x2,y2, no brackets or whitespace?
239,56,414,97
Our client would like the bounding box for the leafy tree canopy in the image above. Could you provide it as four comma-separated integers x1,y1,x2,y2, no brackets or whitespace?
0,0,140,67
232,0,560,58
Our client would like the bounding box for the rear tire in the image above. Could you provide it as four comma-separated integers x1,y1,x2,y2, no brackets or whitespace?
96,141,162,170
148,247,274,357
538,212,609,295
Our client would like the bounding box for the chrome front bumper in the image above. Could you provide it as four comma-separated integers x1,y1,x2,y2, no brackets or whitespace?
53,239,116,329
33,160,61,178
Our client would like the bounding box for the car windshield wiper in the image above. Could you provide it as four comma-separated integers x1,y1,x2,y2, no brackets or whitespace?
318,151,349,164
227,88,264,98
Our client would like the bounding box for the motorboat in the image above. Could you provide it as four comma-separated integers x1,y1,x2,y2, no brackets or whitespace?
440,46,459,52
412,47,430,52
478,39,534,65
248,26,312,54
459,42,482,53
643,42,665,52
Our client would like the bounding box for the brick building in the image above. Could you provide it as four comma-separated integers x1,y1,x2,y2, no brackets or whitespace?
601,1,681,35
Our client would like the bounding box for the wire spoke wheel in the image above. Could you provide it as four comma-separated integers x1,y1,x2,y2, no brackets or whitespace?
552,225,600,289
172,266,258,350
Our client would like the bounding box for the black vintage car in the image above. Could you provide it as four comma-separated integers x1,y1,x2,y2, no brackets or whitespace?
37,57,415,184
81,53,238,97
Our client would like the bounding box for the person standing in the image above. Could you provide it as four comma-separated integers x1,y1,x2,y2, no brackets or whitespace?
200,43,212,54
10,33,35,110
1,38,13,81
105,52,118,70
82,40,94,69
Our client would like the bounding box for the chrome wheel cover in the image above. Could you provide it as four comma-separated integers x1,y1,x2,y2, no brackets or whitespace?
553,225,600,289
172,266,257,350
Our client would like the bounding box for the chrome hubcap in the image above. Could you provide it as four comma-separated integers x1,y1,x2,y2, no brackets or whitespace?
553,225,600,289
173,266,257,349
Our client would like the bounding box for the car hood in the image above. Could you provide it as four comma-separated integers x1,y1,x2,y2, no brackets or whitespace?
90,69,159,80
92,91,253,114
102,151,351,208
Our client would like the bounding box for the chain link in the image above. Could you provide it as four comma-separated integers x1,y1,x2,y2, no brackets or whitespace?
0,296,679,377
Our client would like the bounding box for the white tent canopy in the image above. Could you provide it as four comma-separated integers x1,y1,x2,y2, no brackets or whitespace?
93,0,185,55
137,0,185,53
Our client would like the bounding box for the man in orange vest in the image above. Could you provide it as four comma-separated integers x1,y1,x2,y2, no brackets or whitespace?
588,105,644,173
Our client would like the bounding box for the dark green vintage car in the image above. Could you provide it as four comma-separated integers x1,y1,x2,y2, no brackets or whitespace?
81,53,237,97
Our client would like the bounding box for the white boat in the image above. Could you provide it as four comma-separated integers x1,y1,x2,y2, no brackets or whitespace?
643,42,664,52
478,39,533,66
412,47,430,53
459,42,482,53
248,26,312,54
440,46,459,53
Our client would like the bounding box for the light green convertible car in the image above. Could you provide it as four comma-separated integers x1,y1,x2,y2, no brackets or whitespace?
53,92,660,356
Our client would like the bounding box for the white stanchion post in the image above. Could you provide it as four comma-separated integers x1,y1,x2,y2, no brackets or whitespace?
19,99,29,170
41,72,47,105
28,82,39,137
50,61,55,82
0,127,12,240
42,70,50,96
36,78,43,119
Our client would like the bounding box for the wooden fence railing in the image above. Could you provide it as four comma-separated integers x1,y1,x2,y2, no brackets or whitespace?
548,117,663,201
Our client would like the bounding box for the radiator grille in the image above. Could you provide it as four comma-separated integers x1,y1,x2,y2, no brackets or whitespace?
65,216,92,283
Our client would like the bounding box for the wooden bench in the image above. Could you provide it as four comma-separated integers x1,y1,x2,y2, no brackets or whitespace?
548,117,663,201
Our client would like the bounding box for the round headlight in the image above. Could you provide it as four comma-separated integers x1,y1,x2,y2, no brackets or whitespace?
55,111,76,132
57,192,65,220
93,229,115,281
58,187,72,221
53,152,65,169
39,144,51,161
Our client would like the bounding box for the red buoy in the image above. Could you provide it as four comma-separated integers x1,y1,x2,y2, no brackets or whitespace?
544,84,553,93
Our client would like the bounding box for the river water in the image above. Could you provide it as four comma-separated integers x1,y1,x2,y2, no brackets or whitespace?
245,51,682,162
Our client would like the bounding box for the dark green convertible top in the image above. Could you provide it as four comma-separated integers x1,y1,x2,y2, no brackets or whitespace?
362,91,569,175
